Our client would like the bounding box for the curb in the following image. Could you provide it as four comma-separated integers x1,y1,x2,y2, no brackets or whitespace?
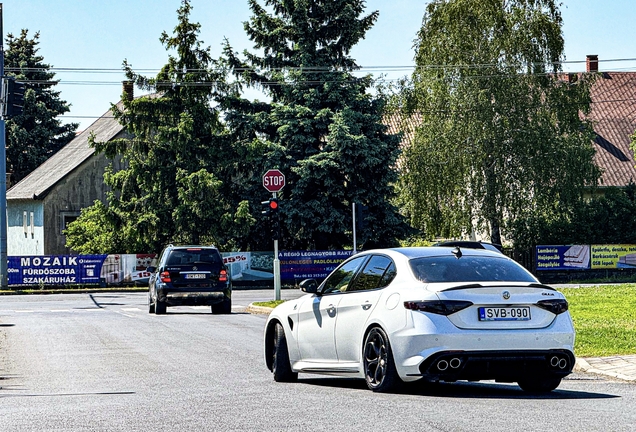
575,357,636,382
245,303,274,315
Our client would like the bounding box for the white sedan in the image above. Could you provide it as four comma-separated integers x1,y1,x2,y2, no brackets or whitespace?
264,247,575,393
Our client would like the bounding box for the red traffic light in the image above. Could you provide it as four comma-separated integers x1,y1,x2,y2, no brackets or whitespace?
269,199,278,210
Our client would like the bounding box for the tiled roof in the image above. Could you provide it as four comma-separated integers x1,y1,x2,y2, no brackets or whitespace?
588,72,636,187
6,105,124,200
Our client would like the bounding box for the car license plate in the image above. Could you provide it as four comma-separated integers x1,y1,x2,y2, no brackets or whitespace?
478,306,531,321
185,273,206,279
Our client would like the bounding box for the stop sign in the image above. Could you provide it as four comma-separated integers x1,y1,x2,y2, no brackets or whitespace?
262,169,286,192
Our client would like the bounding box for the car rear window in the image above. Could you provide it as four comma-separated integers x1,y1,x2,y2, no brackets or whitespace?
166,249,222,266
409,256,536,283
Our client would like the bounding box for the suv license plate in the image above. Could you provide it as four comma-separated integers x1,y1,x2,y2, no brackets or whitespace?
478,306,530,321
185,273,206,279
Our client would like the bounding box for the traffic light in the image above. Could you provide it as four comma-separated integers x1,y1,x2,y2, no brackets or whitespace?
5,77,27,118
261,198,278,217
261,198,280,240
356,203,369,231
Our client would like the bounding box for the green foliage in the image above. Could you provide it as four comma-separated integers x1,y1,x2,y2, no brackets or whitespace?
221,0,411,250
395,0,600,246
4,29,78,183
511,185,636,248
64,201,120,254
65,0,255,254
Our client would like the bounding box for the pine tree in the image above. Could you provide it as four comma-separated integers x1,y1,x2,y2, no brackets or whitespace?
222,0,409,250
4,30,78,184
66,0,254,254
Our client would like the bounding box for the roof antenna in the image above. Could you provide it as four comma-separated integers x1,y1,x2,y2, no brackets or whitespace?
452,247,462,259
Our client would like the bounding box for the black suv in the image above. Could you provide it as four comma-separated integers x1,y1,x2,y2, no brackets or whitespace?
147,245,231,314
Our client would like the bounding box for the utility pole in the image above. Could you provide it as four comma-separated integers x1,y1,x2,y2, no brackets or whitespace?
0,3,8,289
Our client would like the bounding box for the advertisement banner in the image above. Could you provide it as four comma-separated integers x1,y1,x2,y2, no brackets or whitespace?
591,244,636,269
8,255,108,285
222,250,353,282
279,250,353,281
535,245,590,271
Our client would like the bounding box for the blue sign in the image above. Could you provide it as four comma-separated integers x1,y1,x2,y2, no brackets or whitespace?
8,255,108,285
279,250,354,281
535,245,590,271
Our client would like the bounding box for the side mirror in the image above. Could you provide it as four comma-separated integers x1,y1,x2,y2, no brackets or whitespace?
299,278,319,294
147,266,157,273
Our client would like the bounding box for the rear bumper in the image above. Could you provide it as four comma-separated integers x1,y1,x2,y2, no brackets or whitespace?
157,285,231,306
415,349,575,382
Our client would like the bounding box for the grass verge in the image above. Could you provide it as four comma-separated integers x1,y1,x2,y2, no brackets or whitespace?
252,300,286,308
560,284,636,357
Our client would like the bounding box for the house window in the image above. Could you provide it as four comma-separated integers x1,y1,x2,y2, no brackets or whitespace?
61,212,81,234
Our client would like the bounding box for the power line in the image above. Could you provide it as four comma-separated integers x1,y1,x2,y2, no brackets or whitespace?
5,57,636,75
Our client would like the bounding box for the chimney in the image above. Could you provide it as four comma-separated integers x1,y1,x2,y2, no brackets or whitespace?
586,55,599,73
123,80,134,101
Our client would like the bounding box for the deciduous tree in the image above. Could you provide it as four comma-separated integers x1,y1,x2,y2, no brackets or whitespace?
397,0,600,246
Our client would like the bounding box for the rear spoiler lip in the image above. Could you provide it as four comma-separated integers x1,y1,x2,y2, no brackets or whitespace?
435,282,556,292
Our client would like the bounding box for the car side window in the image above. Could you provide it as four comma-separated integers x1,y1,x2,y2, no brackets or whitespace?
349,255,395,292
321,256,368,294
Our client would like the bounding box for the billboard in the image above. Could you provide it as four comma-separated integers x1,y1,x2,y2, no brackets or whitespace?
7,254,157,286
536,244,636,270
535,245,591,271
590,245,636,269
222,250,353,282
8,255,108,285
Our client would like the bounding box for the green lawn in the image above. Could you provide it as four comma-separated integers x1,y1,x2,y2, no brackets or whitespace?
559,284,636,357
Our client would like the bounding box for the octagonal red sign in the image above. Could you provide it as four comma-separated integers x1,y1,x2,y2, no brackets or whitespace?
262,169,286,192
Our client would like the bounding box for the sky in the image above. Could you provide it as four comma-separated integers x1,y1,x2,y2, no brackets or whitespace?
2,0,636,130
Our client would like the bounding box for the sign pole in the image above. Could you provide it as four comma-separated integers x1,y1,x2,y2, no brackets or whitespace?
262,170,285,301
352,202,357,254
0,4,8,289
273,191,281,301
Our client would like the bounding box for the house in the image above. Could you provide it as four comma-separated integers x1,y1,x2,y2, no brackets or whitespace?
585,55,636,188
6,104,128,255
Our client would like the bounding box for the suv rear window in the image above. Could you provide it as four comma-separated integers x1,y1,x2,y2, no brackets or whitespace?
166,249,222,266
410,256,536,283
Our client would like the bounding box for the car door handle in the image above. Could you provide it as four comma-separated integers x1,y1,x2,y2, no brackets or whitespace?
362,302,372,310
327,304,337,317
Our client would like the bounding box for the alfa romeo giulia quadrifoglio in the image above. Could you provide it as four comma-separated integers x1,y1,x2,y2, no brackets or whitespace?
264,247,574,393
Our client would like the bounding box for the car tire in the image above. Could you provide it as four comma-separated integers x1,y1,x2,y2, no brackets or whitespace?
518,377,562,393
212,298,232,314
155,299,167,315
363,327,400,392
272,323,298,382
148,293,155,314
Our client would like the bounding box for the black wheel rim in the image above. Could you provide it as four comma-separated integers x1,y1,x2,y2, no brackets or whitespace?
364,330,388,388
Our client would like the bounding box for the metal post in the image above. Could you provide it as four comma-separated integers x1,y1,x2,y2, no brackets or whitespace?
273,192,281,300
0,3,8,289
352,202,357,254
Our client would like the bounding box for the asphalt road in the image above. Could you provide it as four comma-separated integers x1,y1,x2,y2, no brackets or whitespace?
1,290,635,432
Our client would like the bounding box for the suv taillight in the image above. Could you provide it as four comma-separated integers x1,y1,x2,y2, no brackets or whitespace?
219,269,228,282
160,271,171,283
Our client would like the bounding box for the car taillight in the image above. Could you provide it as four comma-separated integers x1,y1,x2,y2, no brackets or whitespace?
536,299,568,315
404,300,473,315
160,271,171,283
219,269,228,282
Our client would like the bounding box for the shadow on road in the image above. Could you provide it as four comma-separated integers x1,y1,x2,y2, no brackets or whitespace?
297,377,620,400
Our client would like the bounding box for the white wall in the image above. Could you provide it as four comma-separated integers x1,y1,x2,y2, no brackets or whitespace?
7,201,45,256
